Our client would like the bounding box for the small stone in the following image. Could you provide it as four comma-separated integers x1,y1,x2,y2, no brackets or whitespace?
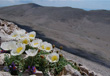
35,70,43,76
89,71,94,76
0,71,12,76
0,54,5,65
81,72,88,76
0,54,10,65
64,64,81,76
30,75,36,76
79,66,89,75
0,19,19,42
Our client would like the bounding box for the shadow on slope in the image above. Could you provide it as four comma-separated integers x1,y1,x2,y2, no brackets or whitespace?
14,22,110,69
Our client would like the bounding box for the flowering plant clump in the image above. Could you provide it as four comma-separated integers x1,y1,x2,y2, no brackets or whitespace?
0,29,78,76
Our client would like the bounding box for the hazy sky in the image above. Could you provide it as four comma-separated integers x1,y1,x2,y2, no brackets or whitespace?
0,0,110,10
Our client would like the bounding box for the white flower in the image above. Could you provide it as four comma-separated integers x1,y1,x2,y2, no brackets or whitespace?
30,38,42,48
25,49,38,57
40,42,47,50
1,41,16,50
14,29,26,35
9,29,26,40
47,52,59,63
27,31,36,40
11,43,25,56
45,43,53,52
9,31,19,40
19,38,30,45
40,42,53,52
19,34,28,40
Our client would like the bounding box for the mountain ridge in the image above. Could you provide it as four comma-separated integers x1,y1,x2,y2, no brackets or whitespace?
0,3,110,11
0,3,110,24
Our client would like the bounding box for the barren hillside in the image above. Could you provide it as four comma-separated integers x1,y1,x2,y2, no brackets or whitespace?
0,3,110,75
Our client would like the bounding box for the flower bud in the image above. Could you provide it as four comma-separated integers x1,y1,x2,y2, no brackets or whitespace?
38,49,41,52
40,55,44,59
30,39,33,42
78,63,82,66
81,72,86,75
52,45,55,48
59,46,63,50
74,62,77,66
56,50,59,53
78,67,80,71
50,50,53,53
59,54,63,57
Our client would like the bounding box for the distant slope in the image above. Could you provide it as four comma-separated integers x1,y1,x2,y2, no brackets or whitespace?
0,3,110,69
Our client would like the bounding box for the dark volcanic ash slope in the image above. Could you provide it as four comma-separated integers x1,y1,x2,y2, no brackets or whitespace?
0,3,110,69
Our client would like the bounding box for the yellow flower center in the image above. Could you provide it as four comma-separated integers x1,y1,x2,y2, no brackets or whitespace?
34,43,38,45
16,47,23,53
46,47,51,50
31,50,35,53
12,34,17,37
29,34,34,37
51,55,58,61
41,45,44,49
21,36,25,38
22,39,28,44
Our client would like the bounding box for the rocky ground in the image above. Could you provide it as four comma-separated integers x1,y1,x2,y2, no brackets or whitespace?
0,19,106,76
0,4,110,72
0,20,109,76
